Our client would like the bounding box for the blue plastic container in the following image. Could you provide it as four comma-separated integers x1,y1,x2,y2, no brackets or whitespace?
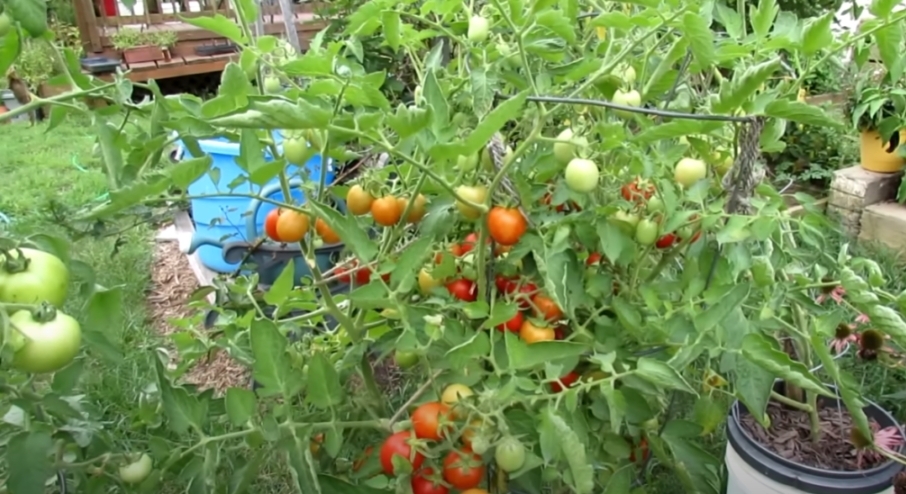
183,132,335,273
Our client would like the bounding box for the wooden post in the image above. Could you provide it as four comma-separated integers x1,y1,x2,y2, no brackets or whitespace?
276,0,300,53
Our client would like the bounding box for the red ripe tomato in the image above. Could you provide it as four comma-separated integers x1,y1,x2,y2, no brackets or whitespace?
532,294,563,321
264,209,282,241
335,265,351,284
412,469,450,494
514,282,537,310
447,279,477,302
460,232,487,256
495,275,517,294
442,450,485,490
550,370,580,393
621,178,655,203
496,310,524,332
351,262,372,285
412,402,451,441
656,233,677,249
380,431,425,475
586,252,603,266
629,437,651,463
488,207,528,246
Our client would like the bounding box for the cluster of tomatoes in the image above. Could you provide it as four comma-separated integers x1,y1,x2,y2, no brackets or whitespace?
616,178,702,249
346,184,428,226
263,207,341,244
379,384,524,494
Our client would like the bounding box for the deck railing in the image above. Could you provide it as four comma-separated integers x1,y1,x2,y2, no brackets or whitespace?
74,0,321,53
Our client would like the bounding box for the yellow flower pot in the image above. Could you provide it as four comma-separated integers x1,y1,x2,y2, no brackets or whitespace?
860,129,905,173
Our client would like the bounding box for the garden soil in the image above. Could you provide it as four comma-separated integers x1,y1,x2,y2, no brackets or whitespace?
740,401,885,471
147,240,249,393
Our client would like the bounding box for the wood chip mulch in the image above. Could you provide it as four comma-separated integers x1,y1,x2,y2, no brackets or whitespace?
740,401,885,471
146,240,248,394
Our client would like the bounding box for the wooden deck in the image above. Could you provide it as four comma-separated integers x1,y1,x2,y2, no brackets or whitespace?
74,0,324,82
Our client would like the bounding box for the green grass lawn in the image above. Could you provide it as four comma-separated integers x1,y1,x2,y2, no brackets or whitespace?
0,118,162,451
3,117,906,493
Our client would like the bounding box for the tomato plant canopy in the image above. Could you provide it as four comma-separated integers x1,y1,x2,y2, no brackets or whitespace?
1,0,906,492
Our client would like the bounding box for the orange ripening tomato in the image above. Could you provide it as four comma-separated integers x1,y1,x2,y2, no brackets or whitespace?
346,185,375,216
315,218,341,244
488,206,528,246
412,401,451,441
264,209,282,241
275,210,310,243
372,196,403,226
532,293,563,321
400,194,428,223
519,320,556,343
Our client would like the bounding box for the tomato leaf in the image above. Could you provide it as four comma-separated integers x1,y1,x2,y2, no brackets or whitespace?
681,12,715,68
264,259,296,307
693,282,749,334
601,387,626,434
712,59,779,114
431,90,528,159
7,431,54,494
155,358,208,434
381,10,400,51
635,358,697,395
286,434,323,494
504,333,587,371
482,303,518,329
249,319,302,398
386,104,432,139
611,296,642,333
423,68,448,134
546,408,595,494
229,449,266,494
51,359,83,394
602,465,633,494
0,28,21,80
5,0,47,37
763,99,840,128
536,9,576,43
740,333,835,397
445,331,490,368
348,282,392,309
307,198,378,262
750,0,779,39
225,388,257,427
470,66,494,118
180,13,245,44
306,352,344,409
800,12,834,56
390,236,434,293
83,286,124,363
319,475,393,493
872,19,905,87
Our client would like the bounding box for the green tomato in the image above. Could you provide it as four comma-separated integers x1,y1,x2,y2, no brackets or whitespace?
553,128,576,164
468,15,490,42
283,137,310,164
457,153,479,172
635,219,659,246
674,157,707,187
0,13,12,37
564,158,600,193
612,89,642,118
0,248,69,307
263,75,282,94
495,436,526,472
10,308,82,374
394,351,418,368
119,453,153,484
646,195,664,213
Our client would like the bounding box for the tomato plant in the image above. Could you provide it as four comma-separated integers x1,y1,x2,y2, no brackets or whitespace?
0,1,894,493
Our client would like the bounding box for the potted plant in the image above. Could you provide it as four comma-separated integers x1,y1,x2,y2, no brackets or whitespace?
845,70,906,173
726,231,906,494
150,30,177,62
110,28,165,64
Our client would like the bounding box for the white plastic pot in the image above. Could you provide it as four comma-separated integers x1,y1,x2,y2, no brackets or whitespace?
725,395,904,494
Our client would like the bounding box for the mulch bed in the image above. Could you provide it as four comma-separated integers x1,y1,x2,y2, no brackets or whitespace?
147,239,249,393
740,401,884,471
